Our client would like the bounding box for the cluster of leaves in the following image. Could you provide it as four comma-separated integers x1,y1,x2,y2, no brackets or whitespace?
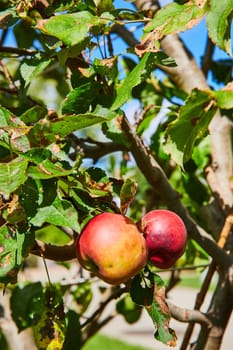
0,0,233,348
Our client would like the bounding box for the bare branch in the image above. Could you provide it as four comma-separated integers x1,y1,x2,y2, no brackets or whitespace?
167,301,212,327
180,209,233,350
0,46,38,56
81,285,127,345
30,239,76,261
111,24,138,47
68,135,128,162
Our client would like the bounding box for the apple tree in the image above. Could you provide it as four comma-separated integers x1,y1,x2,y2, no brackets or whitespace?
0,0,233,349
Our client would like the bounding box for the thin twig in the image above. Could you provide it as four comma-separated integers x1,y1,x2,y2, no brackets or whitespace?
0,46,38,56
0,60,18,92
31,239,76,261
81,286,127,329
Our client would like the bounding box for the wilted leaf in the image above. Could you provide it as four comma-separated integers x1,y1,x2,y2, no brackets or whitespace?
131,271,176,346
93,56,118,83
163,89,217,167
206,0,233,55
0,107,31,152
144,0,209,38
0,157,28,199
0,8,18,28
32,285,66,350
3,194,26,224
120,178,138,214
146,274,176,346
0,225,34,284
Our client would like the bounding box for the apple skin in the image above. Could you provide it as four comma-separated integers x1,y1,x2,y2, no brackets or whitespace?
139,209,187,269
76,212,148,285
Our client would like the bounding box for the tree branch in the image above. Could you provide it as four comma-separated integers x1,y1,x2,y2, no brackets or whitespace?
121,114,232,269
80,285,127,345
30,239,76,261
167,301,212,327
0,46,38,56
202,37,215,77
180,209,233,350
68,135,128,162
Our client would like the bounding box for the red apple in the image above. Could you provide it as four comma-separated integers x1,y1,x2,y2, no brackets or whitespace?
139,209,187,269
76,212,148,285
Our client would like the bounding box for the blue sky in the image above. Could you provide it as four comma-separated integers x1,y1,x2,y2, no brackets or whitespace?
1,0,232,89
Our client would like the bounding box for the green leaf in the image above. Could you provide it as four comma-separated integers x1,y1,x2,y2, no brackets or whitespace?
72,281,93,314
22,147,52,164
163,89,217,167
20,56,51,87
61,82,100,114
30,196,79,232
62,310,81,350
144,1,209,37
37,11,94,46
0,225,34,284
10,282,44,331
0,106,12,126
27,159,73,180
206,0,233,55
36,225,70,245
102,116,130,147
20,105,47,124
36,11,112,47
55,109,116,135
120,178,138,214
116,294,142,324
28,106,117,146
211,90,233,109
0,157,28,199
130,273,154,306
19,178,40,220
111,53,158,110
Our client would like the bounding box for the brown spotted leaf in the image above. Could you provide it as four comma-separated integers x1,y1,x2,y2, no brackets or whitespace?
140,0,209,54
120,178,138,214
145,274,177,346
